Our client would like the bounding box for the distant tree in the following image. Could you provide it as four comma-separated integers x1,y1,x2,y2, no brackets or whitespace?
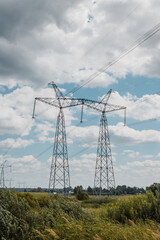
139,188,145,194
116,185,145,195
76,188,89,200
87,186,93,195
74,185,83,195
110,187,116,195
116,185,123,195
148,183,160,196
121,185,127,194
31,187,43,192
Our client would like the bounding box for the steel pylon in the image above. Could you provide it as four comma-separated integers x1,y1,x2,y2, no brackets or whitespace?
33,83,126,195
0,161,11,188
0,166,5,188
48,108,70,194
94,112,115,195
33,81,85,194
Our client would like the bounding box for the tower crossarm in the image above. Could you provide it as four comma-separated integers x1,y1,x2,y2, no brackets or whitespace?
33,97,89,118
35,97,61,109
83,100,126,113
34,97,124,111
0,165,11,168
33,97,126,121
35,97,85,109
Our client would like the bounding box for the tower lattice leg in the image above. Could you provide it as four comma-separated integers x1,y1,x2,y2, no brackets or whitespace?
49,108,70,194
0,168,5,188
94,112,115,195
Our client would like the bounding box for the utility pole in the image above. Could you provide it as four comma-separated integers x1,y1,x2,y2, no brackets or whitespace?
0,161,11,188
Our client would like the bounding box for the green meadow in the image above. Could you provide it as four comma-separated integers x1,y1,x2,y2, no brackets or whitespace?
1,190,160,239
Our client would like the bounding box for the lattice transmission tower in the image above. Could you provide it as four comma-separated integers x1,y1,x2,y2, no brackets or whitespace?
33,82,90,194
82,90,126,195
33,82,126,195
0,160,11,188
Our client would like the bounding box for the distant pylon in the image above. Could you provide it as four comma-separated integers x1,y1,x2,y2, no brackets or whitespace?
0,161,11,188
49,108,70,194
94,111,115,195
0,165,5,188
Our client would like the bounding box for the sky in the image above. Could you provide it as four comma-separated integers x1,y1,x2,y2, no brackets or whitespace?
0,0,160,189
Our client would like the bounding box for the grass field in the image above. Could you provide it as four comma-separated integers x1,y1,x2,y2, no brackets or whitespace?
1,190,160,239
28,192,48,198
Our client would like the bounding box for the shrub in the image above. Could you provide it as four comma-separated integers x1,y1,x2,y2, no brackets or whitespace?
148,183,160,196
101,191,160,223
76,189,89,201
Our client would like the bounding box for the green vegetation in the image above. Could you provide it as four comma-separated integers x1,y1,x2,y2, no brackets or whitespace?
1,189,160,239
81,196,116,208
147,182,160,196
100,191,160,223
74,186,89,200
74,185,146,196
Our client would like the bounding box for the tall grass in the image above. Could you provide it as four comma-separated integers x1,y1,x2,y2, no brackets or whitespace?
100,191,160,223
1,190,160,239
81,196,116,208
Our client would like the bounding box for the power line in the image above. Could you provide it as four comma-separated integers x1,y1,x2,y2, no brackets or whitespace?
34,88,160,161
35,120,86,159
2,119,34,157
127,91,160,107
2,22,160,157
68,116,160,161
67,22,160,95
31,110,160,178
128,117,160,127
34,112,100,160
4,89,160,161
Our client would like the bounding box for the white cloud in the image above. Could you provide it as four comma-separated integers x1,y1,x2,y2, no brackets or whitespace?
34,122,55,142
71,158,95,171
0,138,34,149
0,0,159,89
123,149,139,158
127,160,160,168
72,70,118,88
69,153,96,186
108,91,160,121
81,153,96,159
110,123,160,145
0,154,50,188
115,157,160,187
70,153,96,174
0,0,160,189
0,85,78,137
142,154,154,159
67,118,160,149
67,125,99,147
